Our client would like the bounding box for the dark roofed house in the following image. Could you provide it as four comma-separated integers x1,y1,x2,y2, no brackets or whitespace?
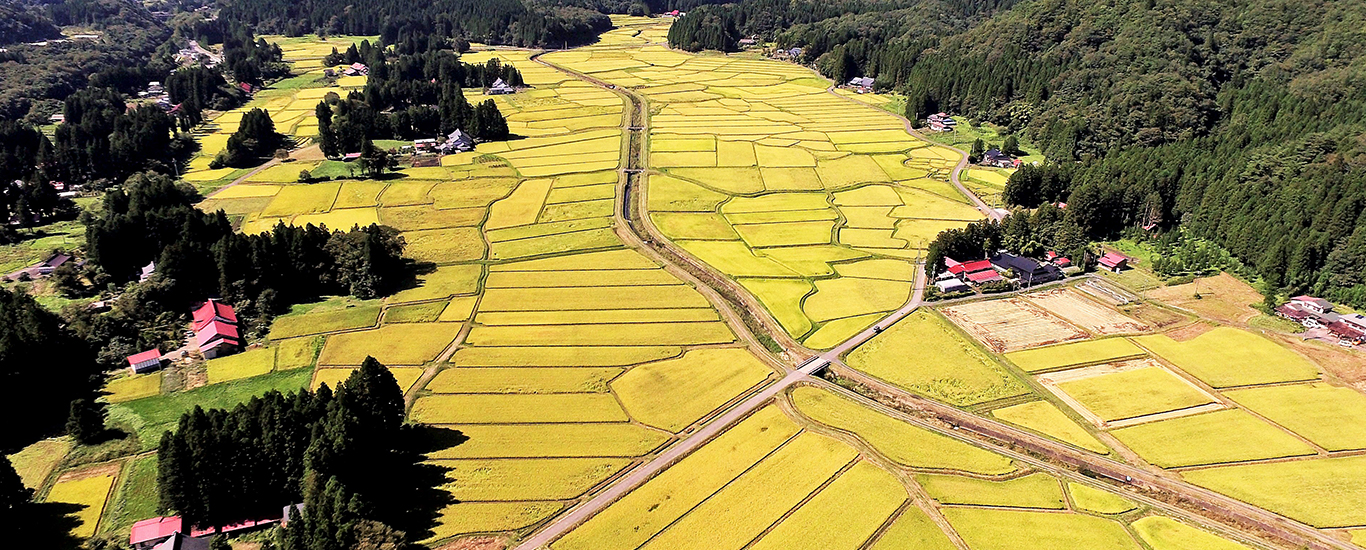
990,252,1062,286
982,148,1017,168
1326,321,1366,345
151,533,211,550
36,252,72,275
127,349,163,374
1097,252,1130,272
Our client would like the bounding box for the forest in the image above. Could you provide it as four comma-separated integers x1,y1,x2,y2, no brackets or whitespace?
675,0,1366,307
218,0,612,48
158,358,447,546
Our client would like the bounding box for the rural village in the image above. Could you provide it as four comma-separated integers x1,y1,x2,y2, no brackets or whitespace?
4,3,1366,550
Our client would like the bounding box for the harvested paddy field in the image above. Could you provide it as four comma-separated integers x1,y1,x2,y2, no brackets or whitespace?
543,26,986,347
1005,337,1147,373
941,298,1089,352
1024,288,1149,335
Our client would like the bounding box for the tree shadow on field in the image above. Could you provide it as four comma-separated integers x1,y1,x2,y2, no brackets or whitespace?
375,425,465,542
12,500,84,549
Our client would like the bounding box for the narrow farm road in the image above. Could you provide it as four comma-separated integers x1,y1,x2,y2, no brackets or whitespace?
823,85,1002,222
516,50,1350,550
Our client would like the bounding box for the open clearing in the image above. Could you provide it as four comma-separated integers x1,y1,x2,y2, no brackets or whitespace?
941,299,1089,352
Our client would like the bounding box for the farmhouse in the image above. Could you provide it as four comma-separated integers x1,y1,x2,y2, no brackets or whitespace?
990,252,1062,286
487,78,516,95
966,269,1003,285
981,148,1019,168
847,76,874,92
343,62,369,76
1045,251,1072,267
126,349,163,374
438,129,475,153
413,138,438,152
1275,296,1366,344
141,261,156,282
1097,252,1130,272
36,252,73,275
193,299,241,359
926,113,956,132
935,278,971,294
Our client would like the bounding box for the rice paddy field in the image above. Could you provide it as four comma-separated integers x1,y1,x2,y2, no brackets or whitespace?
542,19,987,349
185,32,793,542
84,16,1352,550
551,382,1252,550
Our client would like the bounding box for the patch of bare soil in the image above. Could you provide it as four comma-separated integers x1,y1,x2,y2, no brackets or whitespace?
1146,273,1263,326
1163,322,1215,342
436,536,507,550
1267,331,1366,390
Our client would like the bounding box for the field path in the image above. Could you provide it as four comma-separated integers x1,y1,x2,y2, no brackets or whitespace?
513,40,1350,550
823,86,1002,221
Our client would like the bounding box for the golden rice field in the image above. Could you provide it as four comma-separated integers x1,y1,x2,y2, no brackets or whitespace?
163,18,1356,549
45,468,118,538
191,34,796,542
542,19,986,348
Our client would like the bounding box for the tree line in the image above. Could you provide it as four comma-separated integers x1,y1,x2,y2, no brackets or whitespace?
218,0,610,48
684,0,1366,308
80,173,408,346
312,38,514,156
158,358,448,548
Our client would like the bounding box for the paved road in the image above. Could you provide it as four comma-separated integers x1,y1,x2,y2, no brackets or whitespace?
515,48,1348,550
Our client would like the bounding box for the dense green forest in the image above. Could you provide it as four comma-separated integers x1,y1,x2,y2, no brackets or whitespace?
0,3,63,46
677,0,1366,307
218,0,612,47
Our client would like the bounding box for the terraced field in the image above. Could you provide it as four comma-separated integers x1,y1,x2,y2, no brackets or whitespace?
194,40,783,542
182,35,375,192
542,22,984,349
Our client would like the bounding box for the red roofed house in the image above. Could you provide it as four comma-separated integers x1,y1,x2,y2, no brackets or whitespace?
131,516,183,549
1097,252,1130,272
193,299,240,359
127,349,163,374
193,298,237,329
966,269,1003,284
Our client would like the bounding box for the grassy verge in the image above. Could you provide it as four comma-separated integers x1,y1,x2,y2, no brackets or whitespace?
111,368,312,450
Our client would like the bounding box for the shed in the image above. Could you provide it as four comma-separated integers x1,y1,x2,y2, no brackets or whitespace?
935,278,970,294
151,533,211,550
127,349,162,374
966,269,1003,284
1097,252,1130,272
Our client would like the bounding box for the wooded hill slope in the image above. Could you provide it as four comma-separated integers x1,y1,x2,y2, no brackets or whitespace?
672,0,1366,307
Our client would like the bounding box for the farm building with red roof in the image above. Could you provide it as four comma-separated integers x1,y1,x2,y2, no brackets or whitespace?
126,349,162,374
1097,252,1130,272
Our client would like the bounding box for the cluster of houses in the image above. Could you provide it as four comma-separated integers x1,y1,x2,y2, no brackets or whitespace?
409,129,476,155
130,504,303,549
934,252,1071,294
1275,296,1366,346
123,298,241,375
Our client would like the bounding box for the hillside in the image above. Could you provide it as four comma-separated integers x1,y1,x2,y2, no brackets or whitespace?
672,0,1366,306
